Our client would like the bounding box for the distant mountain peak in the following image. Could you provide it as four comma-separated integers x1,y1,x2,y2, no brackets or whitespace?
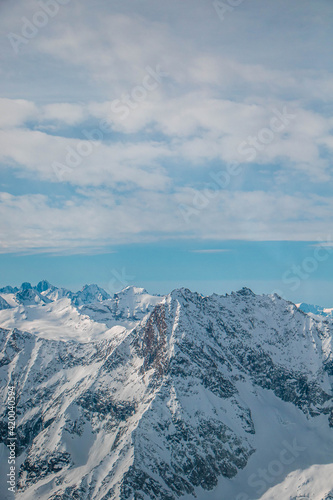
35,280,54,293
81,283,103,291
297,302,333,318
21,281,32,290
0,285,19,294
170,287,203,301
71,283,111,306
16,287,52,305
119,285,149,295
235,287,256,297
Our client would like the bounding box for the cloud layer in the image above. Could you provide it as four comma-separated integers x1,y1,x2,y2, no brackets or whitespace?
1,0,332,252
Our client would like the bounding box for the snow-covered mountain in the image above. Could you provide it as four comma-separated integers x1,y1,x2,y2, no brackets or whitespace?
0,284,332,500
70,284,111,306
80,286,164,330
297,302,333,318
259,463,333,500
0,281,162,341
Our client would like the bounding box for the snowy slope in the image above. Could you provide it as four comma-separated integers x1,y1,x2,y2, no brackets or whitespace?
0,282,162,341
0,295,11,310
80,286,164,329
0,296,113,342
0,286,332,500
259,463,333,500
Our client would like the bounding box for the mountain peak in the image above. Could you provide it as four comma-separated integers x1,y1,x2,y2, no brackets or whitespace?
35,280,54,293
235,287,256,297
170,287,202,300
0,285,19,294
71,284,111,306
116,285,149,296
21,282,32,290
16,287,52,305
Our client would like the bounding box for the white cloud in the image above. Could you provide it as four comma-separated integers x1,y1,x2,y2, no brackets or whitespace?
41,103,86,125
0,128,171,190
0,189,332,253
1,93,332,189
0,98,37,128
1,0,333,252
87,95,332,180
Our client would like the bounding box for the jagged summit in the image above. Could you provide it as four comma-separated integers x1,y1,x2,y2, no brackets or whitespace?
16,287,52,305
170,286,258,304
170,286,202,299
21,281,32,290
0,281,330,325
235,286,256,297
35,279,54,293
71,283,111,306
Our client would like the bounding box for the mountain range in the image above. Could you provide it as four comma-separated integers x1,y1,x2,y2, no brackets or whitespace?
296,302,333,318
0,282,332,500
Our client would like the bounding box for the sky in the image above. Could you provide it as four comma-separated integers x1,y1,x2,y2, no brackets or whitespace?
0,0,332,305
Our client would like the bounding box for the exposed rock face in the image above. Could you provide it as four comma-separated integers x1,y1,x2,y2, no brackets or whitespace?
0,288,332,500
35,280,55,293
15,288,52,305
70,284,111,306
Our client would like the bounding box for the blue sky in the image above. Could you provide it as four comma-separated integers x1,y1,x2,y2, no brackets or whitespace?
0,0,333,304
0,241,333,306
